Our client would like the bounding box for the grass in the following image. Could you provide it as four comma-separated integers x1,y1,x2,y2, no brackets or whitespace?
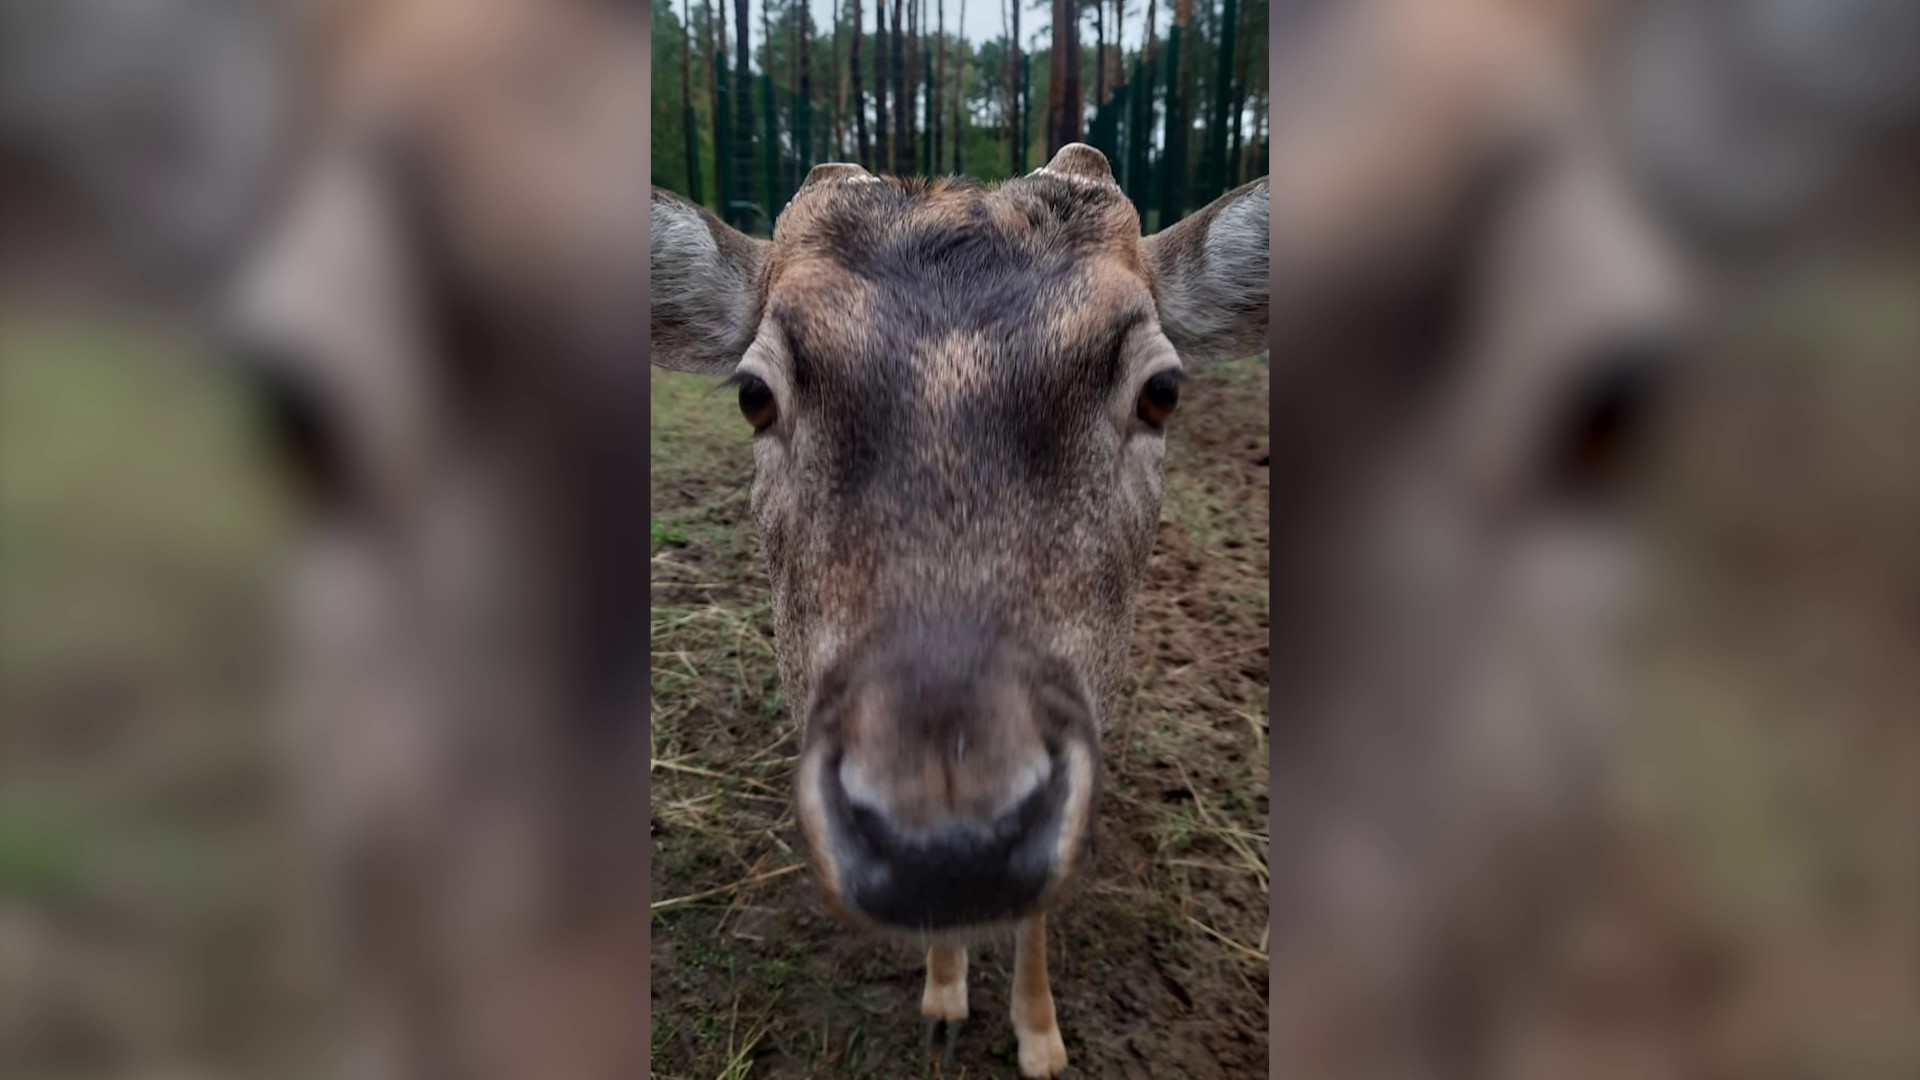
0,310,320,1077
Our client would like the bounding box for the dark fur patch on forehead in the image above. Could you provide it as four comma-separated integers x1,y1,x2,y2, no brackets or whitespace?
760,173,1152,511
769,173,1147,380
780,173,1138,264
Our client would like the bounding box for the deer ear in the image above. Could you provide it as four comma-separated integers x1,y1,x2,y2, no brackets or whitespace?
1142,178,1270,364
223,140,442,509
1037,142,1118,186
650,189,771,374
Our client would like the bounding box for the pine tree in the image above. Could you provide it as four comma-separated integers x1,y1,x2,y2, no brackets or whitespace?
1203,0,1235,193
1157,0,1189,226
953,0,968,172
921,0,934,174
1007,0,1021,172
798,0,814,179
1046,0,1082,152
761,0,780,216
934,0,947,172
732,0,754,226
875,0,891,170
892,0,908,173
852,0,871,167
832,0,846,160
682,0,703,202
1094,0,1107,109
708,0,731,211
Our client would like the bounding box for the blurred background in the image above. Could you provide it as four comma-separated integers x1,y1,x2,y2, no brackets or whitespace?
0,1,1914,1079
1256,3,1920,1077
1,1,322,1077
648,0,1268,231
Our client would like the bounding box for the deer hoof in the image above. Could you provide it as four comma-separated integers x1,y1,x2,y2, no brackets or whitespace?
923,1018,963,1067
1016,1023,1068,1077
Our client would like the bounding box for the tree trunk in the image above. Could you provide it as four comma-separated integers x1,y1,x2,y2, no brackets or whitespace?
1132,0,1154,212
791,0,803,189
875,0,891,171
892,0,908,174
682,0,703,202
1227,0,1248,185
762,0,780,216
908,0,921,173
708,0,730,211
1094,0,1106,108
1026,51,1035,168
799,0,814,176
1156,0,1189,226
732,0,753,227
852,0,871,168
921,0,934,174
1009,0,1021,172
1046,0,1064,152
1204,0,1236,195
1065,0,1082,146
933,0,946,173
905,0,917,173
1047,0,1082,152
832,0,845,160
953,0,967,172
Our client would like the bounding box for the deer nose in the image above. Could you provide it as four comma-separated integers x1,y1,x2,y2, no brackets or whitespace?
831,743,1068,929
797,620,1099,930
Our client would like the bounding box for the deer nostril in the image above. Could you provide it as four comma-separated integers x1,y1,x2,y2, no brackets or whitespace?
845,801,898,857
836,742,1055,838
836,749,1061,858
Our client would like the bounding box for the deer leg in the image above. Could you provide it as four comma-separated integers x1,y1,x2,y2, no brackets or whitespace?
921,943,968,1065
1011,914,1068,1078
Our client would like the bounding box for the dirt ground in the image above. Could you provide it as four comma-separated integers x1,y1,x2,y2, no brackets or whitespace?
648,358,1273,1079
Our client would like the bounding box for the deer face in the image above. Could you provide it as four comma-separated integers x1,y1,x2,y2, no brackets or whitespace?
651,146,1268,931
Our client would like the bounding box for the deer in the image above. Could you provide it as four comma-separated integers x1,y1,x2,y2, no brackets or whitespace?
222,1,655,1077
1254,6,1920,1078
649,147,1269,1077
1258,1,1714,1076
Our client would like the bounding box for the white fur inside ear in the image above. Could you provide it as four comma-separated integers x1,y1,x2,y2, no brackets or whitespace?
1207,186,1271,318
651,199,726,324
1029,167,1106,188
650,196,762,372
1155,181,1271,363
230,147,438,493
804,163,884,187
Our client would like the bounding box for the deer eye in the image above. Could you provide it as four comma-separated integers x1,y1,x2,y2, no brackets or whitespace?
736,373,778,433
231,341,351,507
1136,370,1183,429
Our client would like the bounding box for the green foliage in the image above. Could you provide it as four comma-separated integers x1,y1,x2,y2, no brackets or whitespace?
652,0,1267,226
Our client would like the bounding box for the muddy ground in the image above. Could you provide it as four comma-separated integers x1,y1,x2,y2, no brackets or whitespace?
648,358,1273,1079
